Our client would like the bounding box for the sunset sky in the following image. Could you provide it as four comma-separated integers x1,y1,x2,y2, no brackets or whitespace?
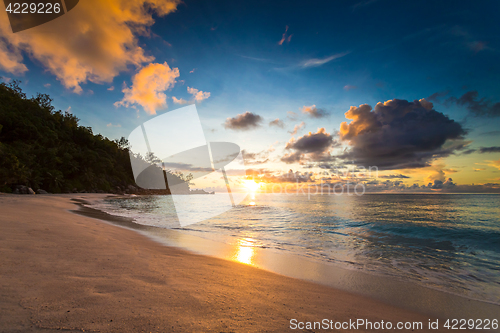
1,0,499,192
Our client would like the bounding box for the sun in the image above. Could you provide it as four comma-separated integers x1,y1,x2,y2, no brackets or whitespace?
243,179,261,192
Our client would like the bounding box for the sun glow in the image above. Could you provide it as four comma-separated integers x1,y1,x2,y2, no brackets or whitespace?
243,179,261,192
235,238,255,265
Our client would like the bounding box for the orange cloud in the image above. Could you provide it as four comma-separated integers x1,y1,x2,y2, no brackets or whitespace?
0,41,26,75
115,62,179,114
278,26,289,45
187,86,210,102
487,159,500,170
301,105,328,118
172,96,189,105
172,86,211,105
0,0,180,93
289,121,305,136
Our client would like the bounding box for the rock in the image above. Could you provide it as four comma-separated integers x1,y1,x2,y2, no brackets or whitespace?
14,185,35,194
36,189,48,194
127,185,137,193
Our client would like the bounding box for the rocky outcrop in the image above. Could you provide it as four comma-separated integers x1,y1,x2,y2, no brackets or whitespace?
13,185,36,194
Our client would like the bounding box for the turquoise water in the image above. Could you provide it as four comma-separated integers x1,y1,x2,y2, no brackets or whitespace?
93,193,500,304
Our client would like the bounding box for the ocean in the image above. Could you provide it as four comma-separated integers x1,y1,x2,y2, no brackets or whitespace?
89,193,500,306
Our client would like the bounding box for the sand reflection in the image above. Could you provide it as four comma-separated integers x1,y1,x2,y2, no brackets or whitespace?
235,238,255,265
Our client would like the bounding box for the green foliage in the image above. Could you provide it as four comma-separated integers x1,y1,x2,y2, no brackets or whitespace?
0,81,136,193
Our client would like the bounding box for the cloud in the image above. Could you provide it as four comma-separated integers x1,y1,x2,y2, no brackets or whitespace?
301,105,329,118
189,68,196,73
426,90,450,103
172,86,210,105
487,159,500,170
242,149,270,165
114,62,179,114
0,40,27,75
466,146,500,154
344,85,357,91
425,164,448,183
187,86,210,103
259,169,315,183
287,111,298,120
106,123,121,128
282,128,338,164
479,146,500,153
301,52,349,68
0,0,180,93
379,174,410,179
107,86,115,91
278,26,292,45
338,99,467,169
429,178,456,190
448,26,490,54
43,83,51,88
172,96,189,105
224,111,263,131
289,121,305,136
352,0,380,11
269,118,285,128
480,130,500,137
447,90,500,117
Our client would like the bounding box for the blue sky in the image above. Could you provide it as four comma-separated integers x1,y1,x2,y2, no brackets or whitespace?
1,0,499,190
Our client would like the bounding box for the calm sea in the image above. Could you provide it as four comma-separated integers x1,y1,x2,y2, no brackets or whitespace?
91,193,500,305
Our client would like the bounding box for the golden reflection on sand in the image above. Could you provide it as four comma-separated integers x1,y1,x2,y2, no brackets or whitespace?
235,238,255,265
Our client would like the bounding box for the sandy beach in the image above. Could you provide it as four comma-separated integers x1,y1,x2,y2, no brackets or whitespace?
0,194,477,332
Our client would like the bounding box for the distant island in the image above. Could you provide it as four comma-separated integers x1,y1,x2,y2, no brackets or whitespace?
0,81,200,195
190,189,215,195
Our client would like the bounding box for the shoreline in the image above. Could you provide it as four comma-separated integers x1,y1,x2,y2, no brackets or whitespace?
0,193,497,332
75,195,500,321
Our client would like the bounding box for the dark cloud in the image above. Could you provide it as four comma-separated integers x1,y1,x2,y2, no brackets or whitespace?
223,111,263,130
269,118,285,128
479,146,500,153
429,178,456,189
242,149,269,165
338,99,467,170
379,174,410,179
301,105,329,118
286,128,334,153
447,90,500,117
282,128,338,164
479,130,500,137
281,152,303,164
462,149,476,155
427,90,449,102
460,146,500,154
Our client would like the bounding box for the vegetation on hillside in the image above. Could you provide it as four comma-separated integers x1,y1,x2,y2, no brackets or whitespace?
0,80,158,193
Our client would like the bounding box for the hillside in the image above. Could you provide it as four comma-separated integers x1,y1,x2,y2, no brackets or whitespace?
0,81,176,194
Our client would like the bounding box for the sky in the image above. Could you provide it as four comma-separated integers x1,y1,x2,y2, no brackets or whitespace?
1,0,499,192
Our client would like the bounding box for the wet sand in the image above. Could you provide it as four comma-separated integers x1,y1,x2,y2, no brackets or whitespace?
0,193,482,332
